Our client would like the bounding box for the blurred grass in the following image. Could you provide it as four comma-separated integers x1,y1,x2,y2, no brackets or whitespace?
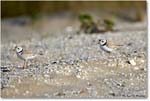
2,1,146,18
103,19,114,31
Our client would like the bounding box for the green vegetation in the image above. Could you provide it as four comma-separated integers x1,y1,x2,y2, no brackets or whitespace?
78,14,100,33
104,19,114,31
78,14,115,33
79,14,94,27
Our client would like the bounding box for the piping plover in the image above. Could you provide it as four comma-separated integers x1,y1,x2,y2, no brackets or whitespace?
99,39,113,53
14,45,37,69
98,39,122,53
98,39,124,67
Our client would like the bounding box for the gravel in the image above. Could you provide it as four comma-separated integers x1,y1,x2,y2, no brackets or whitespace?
1,16,147,98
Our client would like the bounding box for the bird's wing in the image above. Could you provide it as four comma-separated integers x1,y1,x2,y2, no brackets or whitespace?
24,50,33,54
22,53,37,60
107,41,123,48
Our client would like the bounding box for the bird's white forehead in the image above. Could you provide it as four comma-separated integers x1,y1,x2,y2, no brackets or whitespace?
99,39,107,45
16,46,23,52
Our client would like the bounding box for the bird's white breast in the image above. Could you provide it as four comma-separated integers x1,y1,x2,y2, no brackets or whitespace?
17,53,26,61
100,45,113,53
16,52,37,61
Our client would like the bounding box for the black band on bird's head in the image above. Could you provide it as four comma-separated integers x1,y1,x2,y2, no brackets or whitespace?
101,41,107,46
99,39,107,46
18,48,23,55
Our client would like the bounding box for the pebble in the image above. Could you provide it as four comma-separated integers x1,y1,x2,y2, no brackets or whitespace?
140,68,146,71
1,20,147,98
127,59,136,66
18,78,22,84
109,92,116,96
44,93,49,97
54,92,65,96
44,79,49,83
131,83,134,86
76,75,82,79
141,60,145,63
65,26,73,33
87,82,92,86
10,85,15,88
25,90,30,94
134,67,139,70
44,74,50,78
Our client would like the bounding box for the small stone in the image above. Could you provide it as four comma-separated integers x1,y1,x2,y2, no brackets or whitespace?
38,51,44,55
18,79,22,84
134,67,139,70
141,60,145,63
133,50,137,53
76,75,82,79
55,92,65,96
127,59,136,66
68,36,73,39
131,83,134,86
25,90,30,94
44,93,49,97
15,89,19,93
65,26,73,32
10,85,15,88
44,74,50,78
127,43,132,46
44,79,48,83
41,63,48,67
140,68,146,71
87,82,92,86
78,89,85,94
109,92,115,96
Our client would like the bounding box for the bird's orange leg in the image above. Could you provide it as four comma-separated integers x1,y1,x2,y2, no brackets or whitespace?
23,61,25,69
23,61,27,69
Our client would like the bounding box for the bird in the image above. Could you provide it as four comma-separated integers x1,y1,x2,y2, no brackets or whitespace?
98,39,123,53
98,39,123,66
98,39,113,53
14,45,38,69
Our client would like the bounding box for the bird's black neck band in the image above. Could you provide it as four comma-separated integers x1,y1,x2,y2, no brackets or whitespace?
102,42,107,46
18,49,23,54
